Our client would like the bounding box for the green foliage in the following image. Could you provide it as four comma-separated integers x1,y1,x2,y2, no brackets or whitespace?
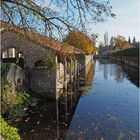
0,116,21,140
1,63,38,118
1,84,21,114
6,92,37,119
111,47,139,57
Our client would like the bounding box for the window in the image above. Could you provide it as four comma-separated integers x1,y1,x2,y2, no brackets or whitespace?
2,48,16,58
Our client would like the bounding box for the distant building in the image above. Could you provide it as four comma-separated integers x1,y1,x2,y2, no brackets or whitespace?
104,31,109,46
102,46,110,56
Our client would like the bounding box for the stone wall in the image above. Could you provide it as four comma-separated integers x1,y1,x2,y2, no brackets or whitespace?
28,68,56,99
109,56,139,69
2,31,94,100
85,54,93,66
77,54,93,78
57,62,64,78
85,55,93,76
1,31,55,69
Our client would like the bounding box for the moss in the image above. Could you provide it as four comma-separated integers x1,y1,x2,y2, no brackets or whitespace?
0,116,21,140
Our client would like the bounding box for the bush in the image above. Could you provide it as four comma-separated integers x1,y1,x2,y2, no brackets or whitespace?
0,116,21,140
6,92,37,119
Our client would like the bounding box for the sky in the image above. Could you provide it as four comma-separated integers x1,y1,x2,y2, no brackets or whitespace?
88,0,140,45
34,0,139,45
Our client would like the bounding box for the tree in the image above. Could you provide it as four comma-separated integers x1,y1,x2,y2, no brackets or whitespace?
132,36,136,44
128,36,131,43
1,0,115,39
115,35,131,49
64,30,96,54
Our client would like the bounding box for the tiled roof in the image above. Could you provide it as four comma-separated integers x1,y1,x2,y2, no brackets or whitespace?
1,20,85,55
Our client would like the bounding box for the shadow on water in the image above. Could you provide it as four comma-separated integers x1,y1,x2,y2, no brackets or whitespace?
13,62,95,140
15,89,81,140
13,59,139,140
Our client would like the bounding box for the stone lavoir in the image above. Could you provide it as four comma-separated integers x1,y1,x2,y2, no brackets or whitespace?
1,20,94,100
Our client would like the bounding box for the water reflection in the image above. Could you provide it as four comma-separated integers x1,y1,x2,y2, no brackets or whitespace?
15,84,82,140
15,59,139,140
97,58,139,87
66,59,139,140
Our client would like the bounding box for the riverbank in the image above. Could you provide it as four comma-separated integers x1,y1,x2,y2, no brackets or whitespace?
109,55,139,68
109,48,139,69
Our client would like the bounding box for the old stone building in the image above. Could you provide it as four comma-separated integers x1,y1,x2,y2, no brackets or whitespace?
1,21,93,100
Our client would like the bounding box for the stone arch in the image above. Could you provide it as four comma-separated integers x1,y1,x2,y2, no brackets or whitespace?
34,60,47,68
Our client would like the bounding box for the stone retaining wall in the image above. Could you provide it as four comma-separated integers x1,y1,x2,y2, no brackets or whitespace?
109,56,139,68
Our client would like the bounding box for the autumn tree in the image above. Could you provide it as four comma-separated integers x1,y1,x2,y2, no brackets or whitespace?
64,30,97,54
115,35,132,49
1,0,115,39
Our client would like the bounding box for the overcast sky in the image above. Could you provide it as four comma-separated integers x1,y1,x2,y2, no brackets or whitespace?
88,0,140,45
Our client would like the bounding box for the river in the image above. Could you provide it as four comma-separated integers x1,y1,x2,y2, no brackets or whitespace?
16,58,139,140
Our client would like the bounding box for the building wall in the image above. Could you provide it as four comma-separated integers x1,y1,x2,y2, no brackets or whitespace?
77,54,93,78
57,62,64,78
1,31,55,69
1,31,94,100
2,31,58,99
28,68,56,99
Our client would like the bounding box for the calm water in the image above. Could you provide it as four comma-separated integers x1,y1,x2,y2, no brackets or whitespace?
16,59,139,140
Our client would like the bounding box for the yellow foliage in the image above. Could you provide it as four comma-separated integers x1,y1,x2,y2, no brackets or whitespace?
115,36,131,49
64,31,97,54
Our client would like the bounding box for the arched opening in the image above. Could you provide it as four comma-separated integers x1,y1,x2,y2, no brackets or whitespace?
2,47,24,68
2,48,16,58
34,60,47,68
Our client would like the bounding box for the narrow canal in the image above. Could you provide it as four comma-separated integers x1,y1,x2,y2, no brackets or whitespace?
16,59,139,140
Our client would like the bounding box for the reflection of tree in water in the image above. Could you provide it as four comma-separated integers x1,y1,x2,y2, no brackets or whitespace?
86,62,95,85
78,62,95,96
115,67,125,83
121,65,139,87
109,59,139,87
103,64,108,80
109,63,114,77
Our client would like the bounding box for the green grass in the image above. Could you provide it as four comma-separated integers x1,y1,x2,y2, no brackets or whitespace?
111,47,139,57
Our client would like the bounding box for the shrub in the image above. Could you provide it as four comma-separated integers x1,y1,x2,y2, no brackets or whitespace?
0,116,21,140
6,92,37,119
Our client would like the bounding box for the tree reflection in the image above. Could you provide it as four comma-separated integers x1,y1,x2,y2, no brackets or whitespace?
96,58,139,87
